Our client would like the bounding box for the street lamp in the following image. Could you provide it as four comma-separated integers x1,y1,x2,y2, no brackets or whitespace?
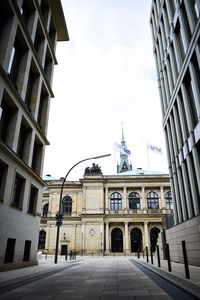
54,154,111,263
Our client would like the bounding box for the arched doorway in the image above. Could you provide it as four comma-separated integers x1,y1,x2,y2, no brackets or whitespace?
150,227,160,252
130,228,142,252
38,230,46,250
111,228,123,252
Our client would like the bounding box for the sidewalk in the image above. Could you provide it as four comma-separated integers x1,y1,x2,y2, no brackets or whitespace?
0,255,83,289
131,255,200,299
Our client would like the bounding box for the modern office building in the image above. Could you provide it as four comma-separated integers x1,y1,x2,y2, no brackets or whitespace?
0,0,68,270
39,135,172,256
150,0,200,265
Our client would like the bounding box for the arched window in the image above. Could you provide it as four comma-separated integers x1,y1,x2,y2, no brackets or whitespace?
62,196,72,214
110,192,122,210
38,230,46,249
43,203,49,217
165,191,173,209
147,191,159,209
129,192,140,209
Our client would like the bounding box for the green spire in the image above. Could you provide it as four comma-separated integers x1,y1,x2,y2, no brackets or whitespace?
121,123,126,147
117,124,132,173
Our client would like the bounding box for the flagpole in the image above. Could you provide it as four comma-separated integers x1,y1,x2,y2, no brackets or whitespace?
146,142,150,170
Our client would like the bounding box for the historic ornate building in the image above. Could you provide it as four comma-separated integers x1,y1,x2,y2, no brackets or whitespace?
0,0,68,270
39,135,172,255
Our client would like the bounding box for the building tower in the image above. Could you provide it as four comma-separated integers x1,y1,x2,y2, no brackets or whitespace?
150,0,200,265
0,0,68,270
117,126,132,173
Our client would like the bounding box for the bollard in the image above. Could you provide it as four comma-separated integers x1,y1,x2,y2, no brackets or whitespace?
150,247,153,265
146,247,149,263
156,245,161,268
182,241,190,279
166,243,171,272
137,249,140,259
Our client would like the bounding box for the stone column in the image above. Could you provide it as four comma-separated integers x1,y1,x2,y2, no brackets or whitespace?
81,222,85,252
105,187,109,212
141,186,146,209
99,222,104,252
160,187,165,209
123,187,127,210
124,222,129,252
72,224,76,251
105,222,110,253
144,222,149,249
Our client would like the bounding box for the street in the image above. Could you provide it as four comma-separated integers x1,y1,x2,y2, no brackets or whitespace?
0,257,196,300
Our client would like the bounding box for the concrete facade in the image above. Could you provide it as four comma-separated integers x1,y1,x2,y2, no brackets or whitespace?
0,0,68,270
150,0,200,265
40,171,172,256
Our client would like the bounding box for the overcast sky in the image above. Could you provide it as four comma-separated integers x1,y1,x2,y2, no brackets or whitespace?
43,0,169,180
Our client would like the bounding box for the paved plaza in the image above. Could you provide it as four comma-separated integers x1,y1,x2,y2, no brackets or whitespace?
0,256,200,299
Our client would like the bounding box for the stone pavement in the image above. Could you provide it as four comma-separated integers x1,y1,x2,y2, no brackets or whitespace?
0,255,199,299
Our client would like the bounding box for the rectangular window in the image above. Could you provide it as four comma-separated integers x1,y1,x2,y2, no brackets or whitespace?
37,86,48,131
4,238,16,263
11,173,25,209
17,124,27,159
25,69,35,110
28,185,38,215
23,240,31,261
0,160,8,201
32,138,43,175
8,38,22,85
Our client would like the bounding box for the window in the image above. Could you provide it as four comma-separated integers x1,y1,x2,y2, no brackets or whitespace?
165,191,173,209
0,95,18,146
49,18,56,50
43,203,49,217
8,38,22,85
129,192,140,209
11,173,25,209
38,230,46,249
37,86,49,131
0,160,8,201
34,21,45,62
23,240,31,261
62,196,72,214
21,0,35,30
147,191,159,209
4,238,16,263
31,137,43,175
110,192,122,210
25,69,36,111
44,47,53,82
28,185,38,215
40,0,49,25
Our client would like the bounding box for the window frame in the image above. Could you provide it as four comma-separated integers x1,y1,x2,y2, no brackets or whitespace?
110,192,122,210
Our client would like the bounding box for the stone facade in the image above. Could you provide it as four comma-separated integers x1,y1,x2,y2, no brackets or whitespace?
40,171,172,255
150,0,200,266
0,0,68,270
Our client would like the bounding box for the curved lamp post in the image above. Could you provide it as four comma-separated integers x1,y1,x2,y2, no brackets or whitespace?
54,154,111,263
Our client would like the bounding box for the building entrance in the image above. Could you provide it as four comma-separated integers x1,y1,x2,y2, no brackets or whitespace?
61,245,68,255
131,228,142,252
150,228,160,252
111,228,123,252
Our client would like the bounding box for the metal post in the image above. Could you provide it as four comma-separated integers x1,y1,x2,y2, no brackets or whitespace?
156,245,161,268
166,243,171,272
182,241,190,279
137,249,140,259
150,246,153,264
146,246,149,263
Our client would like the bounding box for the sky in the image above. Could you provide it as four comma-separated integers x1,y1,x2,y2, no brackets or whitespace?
43,0,169,180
